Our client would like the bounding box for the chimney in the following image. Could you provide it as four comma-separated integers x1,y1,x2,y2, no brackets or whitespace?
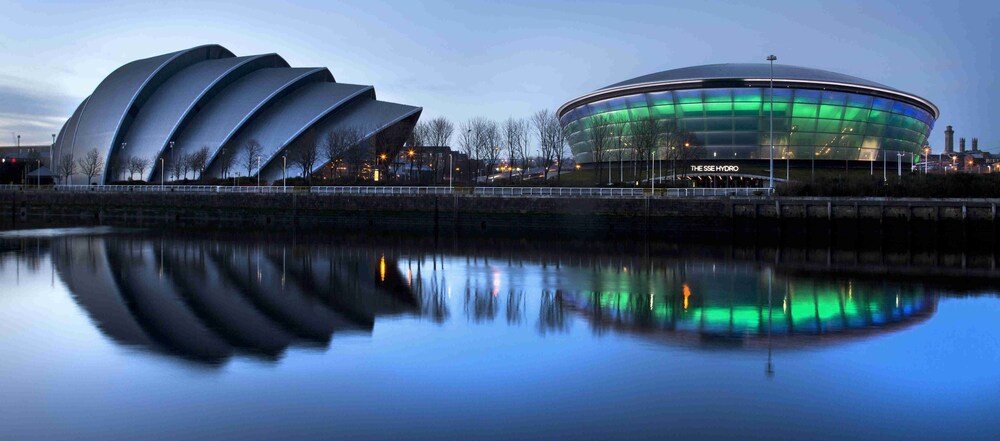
944,126,954,153
960,138,966,153
972,138,979,151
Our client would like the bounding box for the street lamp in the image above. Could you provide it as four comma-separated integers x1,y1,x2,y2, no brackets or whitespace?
256,155,261,187
282,154,287,191
449,153,453,190
50,134,55,172
767,54,776,189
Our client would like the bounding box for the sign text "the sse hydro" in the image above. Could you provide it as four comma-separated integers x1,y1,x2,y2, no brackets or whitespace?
690,165,740,173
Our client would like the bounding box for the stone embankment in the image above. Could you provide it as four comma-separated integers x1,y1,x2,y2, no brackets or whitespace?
2,190,997,239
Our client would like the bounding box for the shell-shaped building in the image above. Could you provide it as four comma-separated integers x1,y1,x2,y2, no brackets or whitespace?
558,63,938,165
54,44,421,184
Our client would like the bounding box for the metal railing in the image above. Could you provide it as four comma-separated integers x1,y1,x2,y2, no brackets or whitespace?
657,187,773,198
310,186,453,195
473,186,772,198
40,184,772,198
474,187,645,197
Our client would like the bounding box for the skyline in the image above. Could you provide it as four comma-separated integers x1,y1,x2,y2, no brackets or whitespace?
0,0,996,153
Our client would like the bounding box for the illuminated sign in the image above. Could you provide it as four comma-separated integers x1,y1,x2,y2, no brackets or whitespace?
690,164,739,173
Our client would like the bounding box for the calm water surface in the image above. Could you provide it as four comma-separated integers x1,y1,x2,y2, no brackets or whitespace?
1,228,998,440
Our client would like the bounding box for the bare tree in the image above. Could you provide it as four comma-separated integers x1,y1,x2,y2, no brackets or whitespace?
217,147,236,179
479,119,502,181
502,117,529,181
77,149,104,185
369,123,411,181
459,118,482,179
190,146,210,181
243,139,264,178
427,117,455,183
169,154,184,181
427,117,455,147
180,153,193,180
607,116,628,184
288,131,320,183
629,116,661,182
126,156,149,181
56,153,77,183
588,114,613,185
532,110,558,181
323,127,363,181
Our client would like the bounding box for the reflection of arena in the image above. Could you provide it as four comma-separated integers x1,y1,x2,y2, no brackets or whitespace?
558,63,939,178
560,264,937,349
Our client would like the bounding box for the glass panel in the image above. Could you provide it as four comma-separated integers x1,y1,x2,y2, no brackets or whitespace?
680,118,706,131
816,119,842,133
705,118,732,131
704,102,732,117
793,89,821,104
704,89,732,102
650,105,675,118
791,118,816,132
733,132,757,146
625,93,648,108
647,91,673,106
843,107,866,122
677,103,704,117
674,90,702,104
872,98,893,111
868,109,888,124
821,91,847,106
865,123,886,136
792,103,818,118
819,104,844,120
733,117,758,130
847,93,873,108
705,133,733,145
629,107,650,119
733,88,762,102
733,102,760,116
790,132,815,146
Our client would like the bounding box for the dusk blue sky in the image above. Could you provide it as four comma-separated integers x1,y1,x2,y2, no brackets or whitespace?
0,0,996,152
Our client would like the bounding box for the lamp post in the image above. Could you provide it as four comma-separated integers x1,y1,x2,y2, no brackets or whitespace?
650,147,655,194
256,155,261,187
36,159,41,189
159,157,165,189
121,142,127,181
282,154,287,191
897,152,902,178
767,54,776,189
50,134,55,172
449,153,453,190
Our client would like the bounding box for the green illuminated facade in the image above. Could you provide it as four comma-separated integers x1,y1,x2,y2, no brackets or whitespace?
557,64,939,166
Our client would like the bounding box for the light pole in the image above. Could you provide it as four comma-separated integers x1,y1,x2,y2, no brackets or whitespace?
256,155,261,187
50,134,55,172
767,54,776,189
897,152,902,178
282,154,287,191
449,153,453,190
166,141,174,185
121,142,127,181
650,147,655,194
36,159,41,189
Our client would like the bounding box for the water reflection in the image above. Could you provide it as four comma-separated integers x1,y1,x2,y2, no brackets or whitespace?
4,230,951,365
50,235,416,365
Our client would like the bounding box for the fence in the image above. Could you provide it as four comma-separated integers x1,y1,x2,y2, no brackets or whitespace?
27,185,771,198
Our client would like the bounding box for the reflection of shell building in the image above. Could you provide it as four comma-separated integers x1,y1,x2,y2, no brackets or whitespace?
558,64,938,170
53,44,421,184
52,236,416,365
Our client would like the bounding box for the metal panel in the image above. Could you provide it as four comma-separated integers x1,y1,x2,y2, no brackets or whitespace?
176,67,330,176
52,96,89,184
258,99,421,182
119,54,287,182
211,82,373,180
64,45,234,183
602,63,895,91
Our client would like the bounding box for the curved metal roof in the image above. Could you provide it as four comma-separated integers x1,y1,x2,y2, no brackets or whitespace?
206,82,373,179
124,54,288,182
172,67,329,173
559,63,939,119
54,44,422,184
600,63,895,91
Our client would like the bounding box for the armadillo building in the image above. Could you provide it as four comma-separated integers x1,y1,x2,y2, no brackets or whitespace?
558,63,938,176
53,44,421,184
